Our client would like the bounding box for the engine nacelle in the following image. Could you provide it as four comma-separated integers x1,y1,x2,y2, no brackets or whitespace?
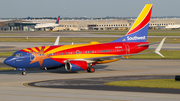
65,60,88,71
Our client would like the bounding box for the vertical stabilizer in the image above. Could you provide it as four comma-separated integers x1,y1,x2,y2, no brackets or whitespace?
55,16,60,24
112,4,153,42
28,17,32,20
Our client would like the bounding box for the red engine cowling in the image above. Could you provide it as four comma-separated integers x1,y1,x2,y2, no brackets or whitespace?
65,60,88,71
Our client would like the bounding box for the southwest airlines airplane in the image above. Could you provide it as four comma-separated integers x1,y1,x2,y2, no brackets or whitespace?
4,4,166,75
34,16,60,30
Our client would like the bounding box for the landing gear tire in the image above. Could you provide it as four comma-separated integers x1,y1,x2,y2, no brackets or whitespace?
90,67,95,73
87,68,90,72
22,71,26,75
87,67,95,73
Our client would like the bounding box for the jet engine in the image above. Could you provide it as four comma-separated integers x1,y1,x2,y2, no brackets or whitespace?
65,60,88,71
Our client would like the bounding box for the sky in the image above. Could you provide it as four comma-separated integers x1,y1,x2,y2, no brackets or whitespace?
0,0,180,18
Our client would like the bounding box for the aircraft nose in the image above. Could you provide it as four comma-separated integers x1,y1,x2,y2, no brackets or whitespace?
4,58,13,67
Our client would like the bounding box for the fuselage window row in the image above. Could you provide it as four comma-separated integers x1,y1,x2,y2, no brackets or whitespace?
36,49,124,56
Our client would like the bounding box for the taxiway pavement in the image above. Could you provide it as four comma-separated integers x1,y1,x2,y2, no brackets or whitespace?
0,59,180,101
0,31,180,101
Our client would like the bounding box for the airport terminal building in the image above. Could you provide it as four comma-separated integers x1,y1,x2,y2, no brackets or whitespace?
0,17,179,31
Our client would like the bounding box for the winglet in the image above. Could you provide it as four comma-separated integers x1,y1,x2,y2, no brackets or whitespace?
54,36,60,45
154,37,166,57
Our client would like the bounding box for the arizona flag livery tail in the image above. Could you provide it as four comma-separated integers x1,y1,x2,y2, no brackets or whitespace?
55,16,60,24
112,4,153,42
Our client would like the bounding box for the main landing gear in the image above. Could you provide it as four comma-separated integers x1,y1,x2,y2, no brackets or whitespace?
87,67,95,73
22,71,27,75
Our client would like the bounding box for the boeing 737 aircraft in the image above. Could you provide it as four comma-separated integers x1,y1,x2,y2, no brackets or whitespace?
34,16,60,30
4,4,166,75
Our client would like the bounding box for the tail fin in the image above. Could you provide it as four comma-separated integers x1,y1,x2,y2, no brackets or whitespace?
111,4,153,42
28,17,32,20
55,16,60,24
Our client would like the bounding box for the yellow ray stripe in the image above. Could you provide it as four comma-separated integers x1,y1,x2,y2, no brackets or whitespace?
22,46,50,53
23,47,38,52
23,48,31,52
51,54,117,59
38,47,42,51
46,44,92,54
31,47,39,52
44,46,50,52
129,4,152,31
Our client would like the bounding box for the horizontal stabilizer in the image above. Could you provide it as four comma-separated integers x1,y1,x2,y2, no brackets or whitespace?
138,38,175,47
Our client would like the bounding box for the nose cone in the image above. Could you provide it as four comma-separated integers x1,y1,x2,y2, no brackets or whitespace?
4,57,14,67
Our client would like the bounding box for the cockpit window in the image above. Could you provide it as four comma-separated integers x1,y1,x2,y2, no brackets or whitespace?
12,54,22,57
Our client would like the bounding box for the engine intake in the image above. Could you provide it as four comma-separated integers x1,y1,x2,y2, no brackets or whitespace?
65,60,88,71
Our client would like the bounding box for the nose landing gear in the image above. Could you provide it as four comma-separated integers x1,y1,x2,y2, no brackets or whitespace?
16,68,26,75
22,71,27,75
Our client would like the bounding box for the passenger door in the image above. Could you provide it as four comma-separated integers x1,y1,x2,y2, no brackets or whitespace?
125,44,130,54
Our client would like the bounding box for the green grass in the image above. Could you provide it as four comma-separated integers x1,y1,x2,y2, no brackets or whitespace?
129,50,180,59
0,52,14,57
0,67,14,71
104,79,180,89
0,37,178,43
0,34,21,36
